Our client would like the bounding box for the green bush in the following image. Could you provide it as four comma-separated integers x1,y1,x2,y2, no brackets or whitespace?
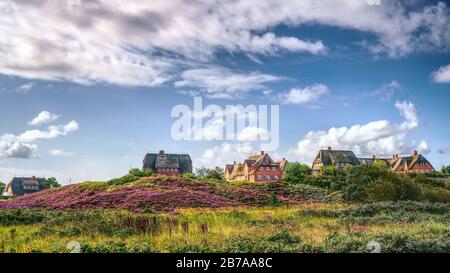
282,162,311,184
365,179,397,202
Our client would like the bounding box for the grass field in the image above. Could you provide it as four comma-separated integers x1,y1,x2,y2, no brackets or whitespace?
0,201,448,253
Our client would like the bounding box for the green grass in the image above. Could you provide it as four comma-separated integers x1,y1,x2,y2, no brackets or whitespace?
0,201,448,253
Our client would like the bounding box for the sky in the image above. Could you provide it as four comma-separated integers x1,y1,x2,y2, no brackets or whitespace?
0,0,450,184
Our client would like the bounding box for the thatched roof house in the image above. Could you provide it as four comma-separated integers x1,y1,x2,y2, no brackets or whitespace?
312,147,360,175
6,177,47,196
143,150,192,176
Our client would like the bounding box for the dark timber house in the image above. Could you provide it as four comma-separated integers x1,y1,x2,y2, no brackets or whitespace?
142,150,192,176
6,176,48,196
311,147,360,175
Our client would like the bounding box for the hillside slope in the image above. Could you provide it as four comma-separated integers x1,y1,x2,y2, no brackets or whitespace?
0,176,339,212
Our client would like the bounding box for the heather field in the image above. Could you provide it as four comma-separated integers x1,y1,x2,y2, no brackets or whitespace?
0,175,449,253
0,202,448,253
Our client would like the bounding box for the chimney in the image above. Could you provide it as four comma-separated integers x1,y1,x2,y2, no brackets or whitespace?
159,150,165,155
413,150,418,156
233,161,236,164
260,151,265,156
372,155,376,160
327,146,332,151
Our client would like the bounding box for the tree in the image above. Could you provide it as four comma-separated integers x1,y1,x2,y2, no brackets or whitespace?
205,167,224,180
43,177,61,189
195,167,209,179
0,181,6,195
442,165,450,174
128,168,153,177
195,167,224,180
282,162,311,183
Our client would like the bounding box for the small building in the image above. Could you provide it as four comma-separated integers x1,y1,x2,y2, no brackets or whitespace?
389,151,434,173
311,147,360,175
6,177,48,196
225,151,285,182
142,150,192,176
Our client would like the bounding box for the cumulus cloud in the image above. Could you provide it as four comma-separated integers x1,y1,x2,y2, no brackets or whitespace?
175,67,282,98
196,142,255,168
10,121,79,143
1,1,449,86
277,84,329,105
0,141,37,159
289,100,427,163
431,64,450,83
0,115,78,159
28,111,60,126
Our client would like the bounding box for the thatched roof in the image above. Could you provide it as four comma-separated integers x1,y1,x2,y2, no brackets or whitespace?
143,151,192,173
6,177,47,196
313,149,360,166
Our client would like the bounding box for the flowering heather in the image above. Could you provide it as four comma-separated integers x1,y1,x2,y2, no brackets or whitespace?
0,176,331,211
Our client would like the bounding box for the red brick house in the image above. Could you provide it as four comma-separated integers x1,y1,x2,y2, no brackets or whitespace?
389,150,434,173
224,151,286,182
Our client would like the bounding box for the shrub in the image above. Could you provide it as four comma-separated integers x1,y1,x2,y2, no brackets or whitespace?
282,163,311,184
365,179,397,202
421,185,450,203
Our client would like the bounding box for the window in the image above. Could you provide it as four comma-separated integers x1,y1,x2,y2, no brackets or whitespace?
274,175,279,181
266,175,270,181
257,175,262,181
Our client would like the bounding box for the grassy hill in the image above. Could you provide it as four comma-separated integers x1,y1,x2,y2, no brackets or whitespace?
0,173,448,253
0,175,340,212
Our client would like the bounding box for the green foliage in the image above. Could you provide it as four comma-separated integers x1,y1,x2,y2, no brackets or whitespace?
441,165,450,174
206,167,224,180
106,168,154,186
0,181,5,195
128,168,153,178
282,162,311,184
180,172,198,179
195,167,224,181
269,193,281,206
43,177,61,189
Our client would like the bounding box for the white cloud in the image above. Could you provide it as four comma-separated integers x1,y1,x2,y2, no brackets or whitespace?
49,149,73,157
368,81,401,102
1,1,448,86
431,64,450,83
175,67,282,98
15,82,34,93
236,127,271,141
196,142,255,168
0,141,37,159
28,111,60,126
12,121,79,143
277,84,329,105
289,100,427,163
1,115,78,159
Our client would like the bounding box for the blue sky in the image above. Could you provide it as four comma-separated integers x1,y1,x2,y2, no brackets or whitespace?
0,0,449,184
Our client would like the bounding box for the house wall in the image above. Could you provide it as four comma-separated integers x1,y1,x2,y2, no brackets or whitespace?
409,163,434,173
155,168,180,176
253,166,283,182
